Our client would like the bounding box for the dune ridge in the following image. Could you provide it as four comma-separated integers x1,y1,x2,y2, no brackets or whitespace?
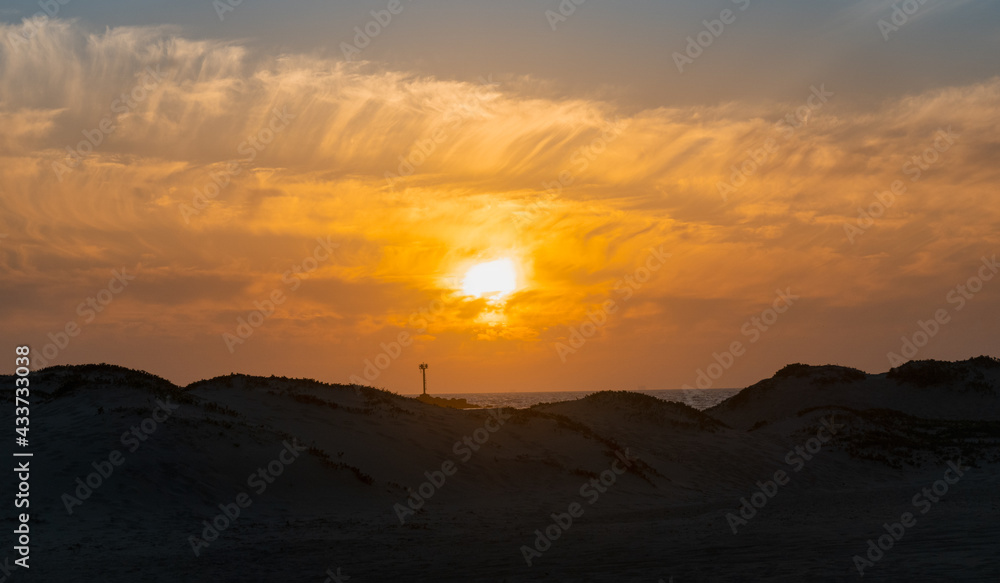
2,357,998,581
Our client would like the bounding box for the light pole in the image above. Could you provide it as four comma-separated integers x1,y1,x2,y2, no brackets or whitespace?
419,363,428,395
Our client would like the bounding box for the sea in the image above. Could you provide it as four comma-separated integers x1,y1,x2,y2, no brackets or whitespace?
403,388,740,410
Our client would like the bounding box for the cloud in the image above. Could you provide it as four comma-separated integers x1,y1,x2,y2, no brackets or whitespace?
1,20,998,387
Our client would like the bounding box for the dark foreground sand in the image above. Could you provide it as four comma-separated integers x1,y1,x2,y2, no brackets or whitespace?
2,358,998,581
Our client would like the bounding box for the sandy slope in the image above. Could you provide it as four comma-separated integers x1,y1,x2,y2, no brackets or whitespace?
1,358,998,581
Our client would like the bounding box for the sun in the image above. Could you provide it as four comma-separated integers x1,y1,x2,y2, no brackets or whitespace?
461,258,518,299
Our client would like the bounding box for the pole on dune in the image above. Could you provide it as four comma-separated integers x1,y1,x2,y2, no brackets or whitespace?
419,363,428,395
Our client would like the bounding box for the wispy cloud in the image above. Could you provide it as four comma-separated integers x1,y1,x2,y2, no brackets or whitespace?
1,21,998,388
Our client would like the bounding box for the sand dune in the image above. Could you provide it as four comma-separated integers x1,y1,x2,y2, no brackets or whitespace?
2,358,998,581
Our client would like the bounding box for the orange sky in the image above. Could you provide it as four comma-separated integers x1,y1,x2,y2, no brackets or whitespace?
1,18,998,392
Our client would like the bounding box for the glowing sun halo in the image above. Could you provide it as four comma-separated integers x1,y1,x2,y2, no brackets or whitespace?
461,259,518,299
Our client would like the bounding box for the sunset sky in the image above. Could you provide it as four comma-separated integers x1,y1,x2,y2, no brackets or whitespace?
1,0,998,392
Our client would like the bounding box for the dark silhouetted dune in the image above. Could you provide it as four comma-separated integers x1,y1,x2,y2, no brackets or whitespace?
2,358,998,581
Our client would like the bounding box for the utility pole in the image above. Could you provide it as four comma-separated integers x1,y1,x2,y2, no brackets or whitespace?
419,363,428,395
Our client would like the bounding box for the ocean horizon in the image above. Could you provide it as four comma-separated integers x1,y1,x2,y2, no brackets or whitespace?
403,388,742,410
